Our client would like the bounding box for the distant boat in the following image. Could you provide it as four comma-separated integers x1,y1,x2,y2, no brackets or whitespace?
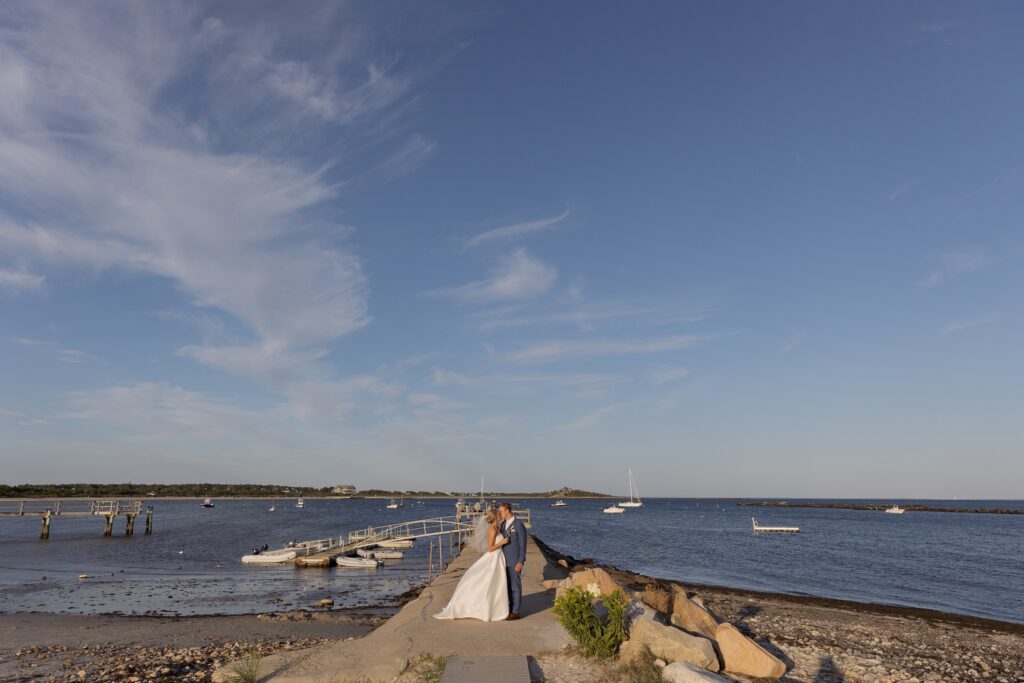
295,498,304,509
752,517,799,533
268,499,276,512
386,499,399,509
619,468,642,508
551,500,568,507
885,505,906,515
398,497,405,508
603,504,625,514
201,498,214,508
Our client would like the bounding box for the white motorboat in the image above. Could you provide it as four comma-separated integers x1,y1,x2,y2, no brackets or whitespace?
356,548,404,560
295,498,305,508
603,505,625,514
386,499,399,509
335,555,381,568
241,548,297,564
378,539,415,549
885,505,906,515
551,500,567,507
619,468,643,507
201,497,214,508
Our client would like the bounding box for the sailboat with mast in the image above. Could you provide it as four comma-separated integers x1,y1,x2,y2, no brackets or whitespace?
619,468,643,508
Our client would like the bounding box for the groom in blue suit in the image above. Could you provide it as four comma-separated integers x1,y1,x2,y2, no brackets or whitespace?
498,502,527,620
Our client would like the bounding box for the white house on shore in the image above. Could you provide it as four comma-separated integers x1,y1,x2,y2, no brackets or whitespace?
332,484,357,495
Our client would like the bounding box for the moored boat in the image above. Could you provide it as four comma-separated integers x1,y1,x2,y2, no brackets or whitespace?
603,505,625,514
885,505,906,515
378,539,415,549
201,497,214,508
241,548,297,564
619,468,643,507
356,548,404,560
551,500,567,507
335,555,381,568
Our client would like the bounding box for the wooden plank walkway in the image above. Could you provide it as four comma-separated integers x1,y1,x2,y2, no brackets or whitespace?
441,656,530,683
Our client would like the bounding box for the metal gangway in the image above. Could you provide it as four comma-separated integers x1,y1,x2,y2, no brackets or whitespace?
296,506,532,568
0,499,152,538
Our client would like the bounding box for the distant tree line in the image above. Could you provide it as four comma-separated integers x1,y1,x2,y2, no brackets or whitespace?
0,483,335,498
0,483,612,498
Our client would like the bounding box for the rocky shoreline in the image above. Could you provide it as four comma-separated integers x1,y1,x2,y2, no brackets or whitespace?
536,537,1024,683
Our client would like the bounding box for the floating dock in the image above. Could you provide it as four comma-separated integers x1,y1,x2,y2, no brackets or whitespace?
752,517,800,533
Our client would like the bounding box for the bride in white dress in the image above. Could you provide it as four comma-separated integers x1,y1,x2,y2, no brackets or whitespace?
434,510,510,621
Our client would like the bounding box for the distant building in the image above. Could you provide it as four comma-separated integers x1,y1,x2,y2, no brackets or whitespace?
332,484,357,495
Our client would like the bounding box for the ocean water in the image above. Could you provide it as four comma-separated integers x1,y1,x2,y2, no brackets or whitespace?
0,498,1021,623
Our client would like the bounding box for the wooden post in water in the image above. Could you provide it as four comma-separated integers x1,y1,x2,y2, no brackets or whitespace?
103,514,114,537
40,509,52,540
125,514,136,536
144,506,153,535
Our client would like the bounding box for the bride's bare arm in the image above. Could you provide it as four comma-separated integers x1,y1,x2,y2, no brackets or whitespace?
486,526,507,552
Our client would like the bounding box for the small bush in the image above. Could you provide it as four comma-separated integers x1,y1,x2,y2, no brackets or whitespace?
553,586,630,659
406,653,448,683
227,651,263,683
611,645,668,683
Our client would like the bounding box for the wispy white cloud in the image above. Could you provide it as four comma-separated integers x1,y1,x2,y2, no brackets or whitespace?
917,247,990,289
0,267,44,291
650,366,689,386
461,209,569,251
914,21,953,33
427,248,557,303
558,405,618,431
505,334,716,364
940,317,996,336
0,3,452,387
14,337,88,363
469,300,708,332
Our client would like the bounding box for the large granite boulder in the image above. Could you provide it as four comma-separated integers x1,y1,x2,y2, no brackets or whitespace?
670,586,719,639
625,617,720,671
663,661,732,683
555,567,623,598
639,585,671,614
716,623,786,679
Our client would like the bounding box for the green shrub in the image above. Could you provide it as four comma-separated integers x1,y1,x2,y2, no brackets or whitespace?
406,653,448,683
553,586,630,659
227,651,263,683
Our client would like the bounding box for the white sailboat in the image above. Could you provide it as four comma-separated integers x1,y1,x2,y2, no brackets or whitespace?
619,468,643,508
386,499,399,509
603,504,625,514
268,499,276,512
295,498,304,508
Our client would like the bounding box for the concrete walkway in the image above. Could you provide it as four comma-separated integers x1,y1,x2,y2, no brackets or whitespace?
216,537,570,683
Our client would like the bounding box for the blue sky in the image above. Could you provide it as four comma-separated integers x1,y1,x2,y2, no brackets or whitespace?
1,2,1021,497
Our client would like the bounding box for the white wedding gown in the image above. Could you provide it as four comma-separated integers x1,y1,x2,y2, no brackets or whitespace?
434,539,509,621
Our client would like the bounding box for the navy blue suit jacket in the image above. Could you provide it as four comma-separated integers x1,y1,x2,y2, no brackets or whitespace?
501,517,527,567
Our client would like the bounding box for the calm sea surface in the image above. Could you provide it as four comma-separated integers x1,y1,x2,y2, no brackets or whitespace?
0,498,1021,623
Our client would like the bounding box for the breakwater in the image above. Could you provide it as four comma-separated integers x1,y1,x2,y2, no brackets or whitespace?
737,501,1023,514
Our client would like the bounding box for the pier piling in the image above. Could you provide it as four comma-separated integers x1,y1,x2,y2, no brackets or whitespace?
40,509,52,540
103,515,114,537
145,506,153,534
125,514,136,536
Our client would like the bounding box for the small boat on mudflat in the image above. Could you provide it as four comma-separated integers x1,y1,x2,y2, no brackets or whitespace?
335,555,381,568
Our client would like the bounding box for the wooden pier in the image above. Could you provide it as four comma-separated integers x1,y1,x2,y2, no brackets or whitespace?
297,505,531,568
0,499,151,539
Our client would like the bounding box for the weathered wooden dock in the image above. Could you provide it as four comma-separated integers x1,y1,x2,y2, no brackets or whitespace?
0,499,152,539
752,516,800,533
296,505,531,568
